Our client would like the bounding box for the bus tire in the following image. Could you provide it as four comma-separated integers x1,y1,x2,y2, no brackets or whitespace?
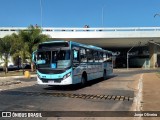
81,73,87,86
103,69,107,80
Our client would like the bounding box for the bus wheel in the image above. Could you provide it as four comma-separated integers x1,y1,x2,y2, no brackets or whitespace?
103,70,107,80
81,74,87,86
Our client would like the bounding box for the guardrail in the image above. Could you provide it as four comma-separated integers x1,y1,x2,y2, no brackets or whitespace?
1,27,160,32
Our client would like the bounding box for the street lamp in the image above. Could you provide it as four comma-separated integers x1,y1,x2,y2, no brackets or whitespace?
127,42,142,70
154,13,160,18
149,40,160,47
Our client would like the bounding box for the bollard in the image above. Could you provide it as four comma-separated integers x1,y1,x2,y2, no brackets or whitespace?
24,71,30,78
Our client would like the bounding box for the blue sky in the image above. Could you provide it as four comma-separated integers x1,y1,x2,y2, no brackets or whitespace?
0,0,160,27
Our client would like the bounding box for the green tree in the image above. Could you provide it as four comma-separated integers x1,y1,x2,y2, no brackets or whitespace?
18,25,49,71
0,35,13,74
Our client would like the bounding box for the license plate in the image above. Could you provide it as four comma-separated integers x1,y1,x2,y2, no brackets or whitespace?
48,81,54,83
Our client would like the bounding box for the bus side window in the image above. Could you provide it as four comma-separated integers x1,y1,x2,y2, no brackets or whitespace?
87,49,94,62
94,51,99,62
99,52,103,62
80,48,87,62
107,53,112,62
103,53,107,62
109,53,113,62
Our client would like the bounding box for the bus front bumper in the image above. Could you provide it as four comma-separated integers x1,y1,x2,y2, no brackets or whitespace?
37,76,72,85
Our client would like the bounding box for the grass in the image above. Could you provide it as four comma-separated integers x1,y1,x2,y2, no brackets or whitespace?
0,70,36,77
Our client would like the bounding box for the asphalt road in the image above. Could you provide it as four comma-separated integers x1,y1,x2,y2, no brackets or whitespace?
0,69,158,120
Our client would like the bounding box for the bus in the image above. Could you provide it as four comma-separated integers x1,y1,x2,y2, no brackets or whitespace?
32,41,113,86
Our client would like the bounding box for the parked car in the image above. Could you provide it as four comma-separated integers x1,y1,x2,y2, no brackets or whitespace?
8,65,19,71
21,64,31,69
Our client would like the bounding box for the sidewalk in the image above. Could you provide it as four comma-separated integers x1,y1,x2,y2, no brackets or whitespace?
142,72,160,111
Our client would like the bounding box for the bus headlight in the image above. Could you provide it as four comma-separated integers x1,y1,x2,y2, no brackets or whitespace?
63,72,71,80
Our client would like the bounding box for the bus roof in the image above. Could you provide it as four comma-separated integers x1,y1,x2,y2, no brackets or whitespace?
70,41,102,50
40,40,113,54
70,41,112,54
40,40,67,44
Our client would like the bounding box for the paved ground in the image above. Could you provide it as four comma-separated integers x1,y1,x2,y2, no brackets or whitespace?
0,68,160,120
141,72,160,120
142,72,160,111
0,75,36,91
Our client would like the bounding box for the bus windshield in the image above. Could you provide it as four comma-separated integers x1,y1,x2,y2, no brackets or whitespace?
37,50,71,69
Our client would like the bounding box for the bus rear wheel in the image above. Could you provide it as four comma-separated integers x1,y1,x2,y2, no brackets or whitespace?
103,70,107,80
81,74,87,86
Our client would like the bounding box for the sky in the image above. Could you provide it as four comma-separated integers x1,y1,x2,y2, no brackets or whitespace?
1,0,160,27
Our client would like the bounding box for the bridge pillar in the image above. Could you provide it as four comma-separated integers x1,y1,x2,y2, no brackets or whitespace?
149,43,157,68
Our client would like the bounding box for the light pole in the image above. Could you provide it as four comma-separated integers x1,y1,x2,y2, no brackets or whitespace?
154,13,160,18
127,45,136,70
102,6,105,27
40,0,43,28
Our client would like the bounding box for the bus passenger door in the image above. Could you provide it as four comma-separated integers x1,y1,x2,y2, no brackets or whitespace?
72,48,81,84
72,49,80,69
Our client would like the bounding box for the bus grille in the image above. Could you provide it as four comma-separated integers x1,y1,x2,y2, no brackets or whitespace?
40,78,62,83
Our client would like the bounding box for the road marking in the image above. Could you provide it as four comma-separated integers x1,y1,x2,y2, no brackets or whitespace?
0,90,133,102
134,74,143,120
120,96,125,101
137,74,143,111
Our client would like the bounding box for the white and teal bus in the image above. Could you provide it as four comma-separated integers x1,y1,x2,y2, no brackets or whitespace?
32,41,113,86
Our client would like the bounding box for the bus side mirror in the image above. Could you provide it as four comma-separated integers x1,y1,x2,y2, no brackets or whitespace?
32,51,37,64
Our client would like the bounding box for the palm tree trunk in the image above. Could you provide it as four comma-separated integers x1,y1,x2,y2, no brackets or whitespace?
5,67,8,74
4,55,8,74
21,51,26,75
29,55,34,72
31,62,34,72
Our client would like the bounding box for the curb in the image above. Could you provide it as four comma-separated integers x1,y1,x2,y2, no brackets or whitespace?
0,74,37,79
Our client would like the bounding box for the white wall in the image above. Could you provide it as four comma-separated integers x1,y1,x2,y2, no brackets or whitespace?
0,56,14,67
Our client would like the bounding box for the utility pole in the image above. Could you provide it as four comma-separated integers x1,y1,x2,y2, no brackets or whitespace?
40,0,43,28
102,6,105,27
102,7,104,27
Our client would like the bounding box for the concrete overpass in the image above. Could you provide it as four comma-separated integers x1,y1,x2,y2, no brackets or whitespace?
0,27,160,68
0,27,160,47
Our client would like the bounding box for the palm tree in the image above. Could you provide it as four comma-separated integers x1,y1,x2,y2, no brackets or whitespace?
0,25,49,73
11,33,29,73
0,36,13,74
19,25,49,71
